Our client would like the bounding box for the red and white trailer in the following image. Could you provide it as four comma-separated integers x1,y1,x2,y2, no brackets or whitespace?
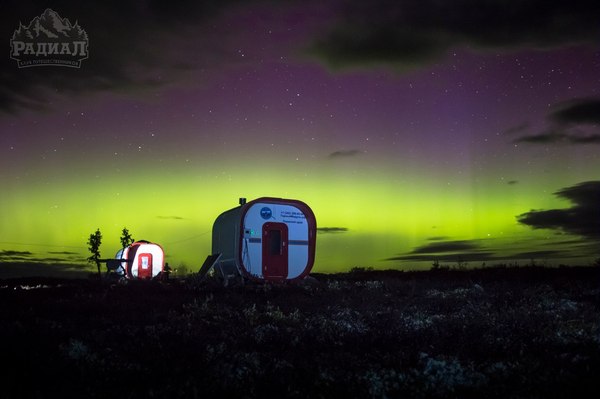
211,197,317,283
114,240,165,280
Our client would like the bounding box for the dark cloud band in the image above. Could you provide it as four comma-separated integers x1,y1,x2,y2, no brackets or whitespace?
328,150,362,159
518,181,600,238
317,227,349,233
551,98,600,125
512,98,600,145
310,0,600,70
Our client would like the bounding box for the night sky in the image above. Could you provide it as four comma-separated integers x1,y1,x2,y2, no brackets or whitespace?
1,1,599,276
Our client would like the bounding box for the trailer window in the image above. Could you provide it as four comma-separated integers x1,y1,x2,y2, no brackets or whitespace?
268,229,282,255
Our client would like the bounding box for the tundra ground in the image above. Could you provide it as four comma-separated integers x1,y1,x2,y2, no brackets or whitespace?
1,266,599,398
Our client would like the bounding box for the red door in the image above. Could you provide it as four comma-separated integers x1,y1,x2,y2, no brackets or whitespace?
137,253,153,279
262,222,288,279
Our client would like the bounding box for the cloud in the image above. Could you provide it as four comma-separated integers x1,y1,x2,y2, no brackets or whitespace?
317,227,348,233
568,135,600,144
387,232,597,264
0,249,87,264
328,150,363,159
387,252,496,263
0,1,253,113
517,181,600,238
0,250,35,262
508,250,566,260
513,131,570,144
410,240,479,254
309,0,600,70
386,247,581,263
0,262,92,278
514,130,600,145
513,98,600,145
387,239,496,262
550,98,600,125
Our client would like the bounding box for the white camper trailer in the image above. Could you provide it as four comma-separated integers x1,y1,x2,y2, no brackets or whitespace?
212,197,316,282
114,240,165,280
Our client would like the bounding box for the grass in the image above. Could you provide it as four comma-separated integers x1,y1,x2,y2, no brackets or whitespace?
0,266,599,398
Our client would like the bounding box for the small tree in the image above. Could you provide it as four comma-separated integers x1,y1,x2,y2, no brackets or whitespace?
87,228,102,277
120,227,134,249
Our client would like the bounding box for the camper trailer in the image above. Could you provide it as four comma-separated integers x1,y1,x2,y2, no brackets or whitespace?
114,240,165,279
211,197,316,283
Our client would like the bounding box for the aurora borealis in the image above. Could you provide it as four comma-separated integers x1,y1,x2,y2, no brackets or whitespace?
1,1,599,276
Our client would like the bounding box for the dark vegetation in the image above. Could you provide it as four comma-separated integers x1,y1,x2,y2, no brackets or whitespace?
0,266,599,398
86,228,102,277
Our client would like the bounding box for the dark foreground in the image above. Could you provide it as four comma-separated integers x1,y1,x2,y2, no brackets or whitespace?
1,266,599,399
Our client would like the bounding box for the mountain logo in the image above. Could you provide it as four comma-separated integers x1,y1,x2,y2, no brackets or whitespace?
10,8,89,68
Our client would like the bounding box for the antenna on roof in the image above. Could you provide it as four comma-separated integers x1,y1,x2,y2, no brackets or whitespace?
239,197,247,205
